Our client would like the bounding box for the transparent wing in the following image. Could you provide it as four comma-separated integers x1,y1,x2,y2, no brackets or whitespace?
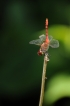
39,34,46,42
49,39,59,48
29,39,42,45
39,35,53,42
48,35,53,41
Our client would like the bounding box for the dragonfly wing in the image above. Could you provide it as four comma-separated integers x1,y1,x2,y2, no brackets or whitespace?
39,34,46,42
39,35,53,42
48,35,53,41
29,39,42,46
49,39,59,48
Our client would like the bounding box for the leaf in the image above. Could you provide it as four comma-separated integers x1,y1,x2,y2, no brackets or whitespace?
44,73,70,105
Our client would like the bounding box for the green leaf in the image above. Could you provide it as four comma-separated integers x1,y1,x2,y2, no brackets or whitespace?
44,73,70,105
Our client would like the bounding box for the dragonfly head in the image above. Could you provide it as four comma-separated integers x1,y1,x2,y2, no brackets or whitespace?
37,49,44,56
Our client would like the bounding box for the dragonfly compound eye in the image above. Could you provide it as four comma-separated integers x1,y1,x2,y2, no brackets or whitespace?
37,50,43,56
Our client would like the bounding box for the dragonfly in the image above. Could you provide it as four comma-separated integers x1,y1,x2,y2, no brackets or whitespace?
29,18,59,56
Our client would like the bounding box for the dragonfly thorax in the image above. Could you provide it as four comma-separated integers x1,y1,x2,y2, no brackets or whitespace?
37,42,49,56
40,42,49,52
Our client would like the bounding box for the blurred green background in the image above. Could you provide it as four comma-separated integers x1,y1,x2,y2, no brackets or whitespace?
0,0,70,105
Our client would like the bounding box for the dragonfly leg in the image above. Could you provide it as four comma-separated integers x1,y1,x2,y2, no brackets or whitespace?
44,52,49,61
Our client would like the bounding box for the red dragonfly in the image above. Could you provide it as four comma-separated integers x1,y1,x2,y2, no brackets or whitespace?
29,18,59,56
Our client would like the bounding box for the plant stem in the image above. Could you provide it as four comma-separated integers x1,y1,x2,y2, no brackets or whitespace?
39,55,48,106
